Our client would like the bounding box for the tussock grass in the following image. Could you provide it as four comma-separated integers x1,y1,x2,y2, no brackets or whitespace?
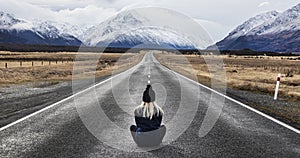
155,53,300,101
0,51,144,86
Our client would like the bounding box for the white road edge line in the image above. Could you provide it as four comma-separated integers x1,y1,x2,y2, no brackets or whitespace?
0,56,143,132
154,53,300,134
2,52,299,135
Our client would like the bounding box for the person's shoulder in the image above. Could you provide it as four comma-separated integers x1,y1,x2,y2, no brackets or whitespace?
134,104,144,116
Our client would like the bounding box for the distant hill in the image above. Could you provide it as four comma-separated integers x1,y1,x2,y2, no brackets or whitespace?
208,3,300,53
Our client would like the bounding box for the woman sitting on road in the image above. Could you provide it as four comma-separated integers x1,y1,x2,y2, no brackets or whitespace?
130,84,166,147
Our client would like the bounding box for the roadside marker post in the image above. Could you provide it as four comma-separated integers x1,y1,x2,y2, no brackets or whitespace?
274,73,281,100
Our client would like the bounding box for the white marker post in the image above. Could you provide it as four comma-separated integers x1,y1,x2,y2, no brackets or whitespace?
274,73,281,100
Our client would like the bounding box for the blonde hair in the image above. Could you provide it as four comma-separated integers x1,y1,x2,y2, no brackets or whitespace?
134,102,164,120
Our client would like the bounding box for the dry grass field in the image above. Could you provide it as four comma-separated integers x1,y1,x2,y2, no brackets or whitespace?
155,52,300,101
155,52,300,128
0,51,144,86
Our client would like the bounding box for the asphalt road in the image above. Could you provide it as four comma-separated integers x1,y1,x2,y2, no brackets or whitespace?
0,52,299,157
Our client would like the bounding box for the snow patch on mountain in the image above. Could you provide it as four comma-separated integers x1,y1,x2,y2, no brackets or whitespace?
248,4,300,35
97,27,195,49
81,10,195,49
0,11,20,28
81,11,146,46
226,11,279,39
43,21,90,39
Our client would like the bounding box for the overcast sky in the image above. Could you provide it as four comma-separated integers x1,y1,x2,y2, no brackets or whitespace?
1,0,299,42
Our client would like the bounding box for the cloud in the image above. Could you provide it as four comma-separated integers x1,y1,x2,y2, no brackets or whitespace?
195,19,232,42
258,2,270,8
21,0,134,11
54,5,117,26
0,0,118,26
0,0,55,20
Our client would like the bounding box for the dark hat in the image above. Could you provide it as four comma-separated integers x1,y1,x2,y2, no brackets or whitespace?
142,85,155,103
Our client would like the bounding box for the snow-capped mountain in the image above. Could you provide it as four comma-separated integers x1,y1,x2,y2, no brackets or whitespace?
226,11,279,39
0,11,82,46
43,21,90,39
210,3,300,52
249,4,300,35
96,27,195,49
81,12,144,46
81,11,195,49
1,9,196,49
0,11,22,28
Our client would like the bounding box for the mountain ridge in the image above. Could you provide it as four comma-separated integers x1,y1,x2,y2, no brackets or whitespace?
210,3,300,52
81,11,195,49
0,11,82,46
0,10,196,49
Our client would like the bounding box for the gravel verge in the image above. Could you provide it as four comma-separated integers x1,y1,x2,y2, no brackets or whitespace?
226,88,300,129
